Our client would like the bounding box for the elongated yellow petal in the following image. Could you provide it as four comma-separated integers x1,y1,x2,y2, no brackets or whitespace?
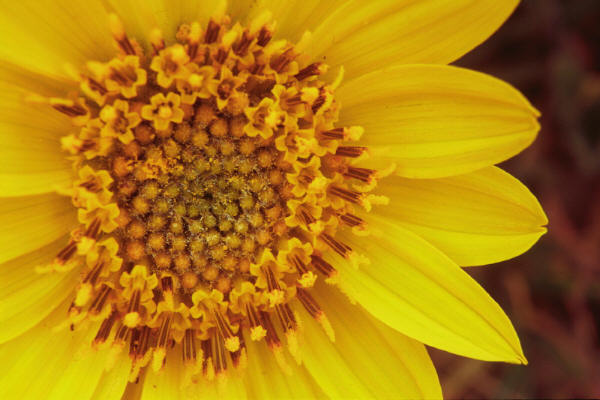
238,0,346,42
336,218,527,363
0,238,78,343
300,282,442,399
0,0,114,78
90,352,131,400
142,348,208,399
105,0,227,49
0,194,77,264
299,313,371,398
0,302,105,400
244,338,324,399
143,347,248,399
122,381,144,400
0,71,74,196
299,0,518,78
376,166,547,266
337,64,540,178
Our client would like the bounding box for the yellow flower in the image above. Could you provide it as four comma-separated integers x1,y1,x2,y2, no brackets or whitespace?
0,0,547,399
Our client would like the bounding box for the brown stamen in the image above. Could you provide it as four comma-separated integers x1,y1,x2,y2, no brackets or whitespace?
328,185,364,204
55,240,77,264
182,329,197,364
204,20,220,43
319,233,352,258
340,213,366,229
335,146,367,158
295,63,324,81
53,103,87,117
89,285,112,314
93,310,117,345
260,311,281,349
233,30,253,56
256,26,272,46
343,167,377,183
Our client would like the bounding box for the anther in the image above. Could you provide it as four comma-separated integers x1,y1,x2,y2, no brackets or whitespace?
328,185,364,205
275,303,297,333
213,310,240,352
152,314,172,371
204,20,220,44
187,22,201,59
270,48,295,73
319,126,363,141
84,217,103,239
290,254,309,275
124,289,142,327
340,213,367,229
93,310,117,345
335,146,368,158
233,30,253,56
150,28,165,54
296,288,335,341
260,311,281,349
230,331,247,368
319,128,345,140
260,311,291,373
109,14,136,55
295,63,326,81
310,254,338,278
130,326,151,361
311,90,326,113
52,101,88,118
245,303,266,341
213,336,227,376
343,166,377,183
319,233,352,258
201,339,214,379
55,240,78,265
182,329,197,365
87,77,108,95
161,276,174,293
89,285,112,315
256,26,272,46
298,207,317,226
83,259,105,285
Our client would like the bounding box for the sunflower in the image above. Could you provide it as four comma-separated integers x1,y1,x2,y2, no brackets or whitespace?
0,0,547,398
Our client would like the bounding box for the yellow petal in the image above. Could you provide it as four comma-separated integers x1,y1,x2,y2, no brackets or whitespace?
0,0,114,79
122,381,145,400
0,78,73,196
0,238,78,343
239,0,347,43
376,166,547,266
299,282,442,399
105,0,227,49
140,348,192,399
142,347,247,399
90,352,131,400
299,0,518,78
336,217,527,363
0,194,77,264
244,338,324,398
0,302,105,400
337,64,540,178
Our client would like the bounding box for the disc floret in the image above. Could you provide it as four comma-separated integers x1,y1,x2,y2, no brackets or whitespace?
42,13,384,383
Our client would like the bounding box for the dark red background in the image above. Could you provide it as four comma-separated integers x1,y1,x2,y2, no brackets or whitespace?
432,1,600,398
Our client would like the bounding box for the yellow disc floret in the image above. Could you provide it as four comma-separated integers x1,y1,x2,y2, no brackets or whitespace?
42,13,384,384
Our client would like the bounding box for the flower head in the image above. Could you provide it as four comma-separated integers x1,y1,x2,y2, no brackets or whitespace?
0,1,547,399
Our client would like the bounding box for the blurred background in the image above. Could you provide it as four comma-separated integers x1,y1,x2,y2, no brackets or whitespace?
430,1,600,398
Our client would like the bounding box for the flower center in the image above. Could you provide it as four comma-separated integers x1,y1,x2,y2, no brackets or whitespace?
43,13,387,383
